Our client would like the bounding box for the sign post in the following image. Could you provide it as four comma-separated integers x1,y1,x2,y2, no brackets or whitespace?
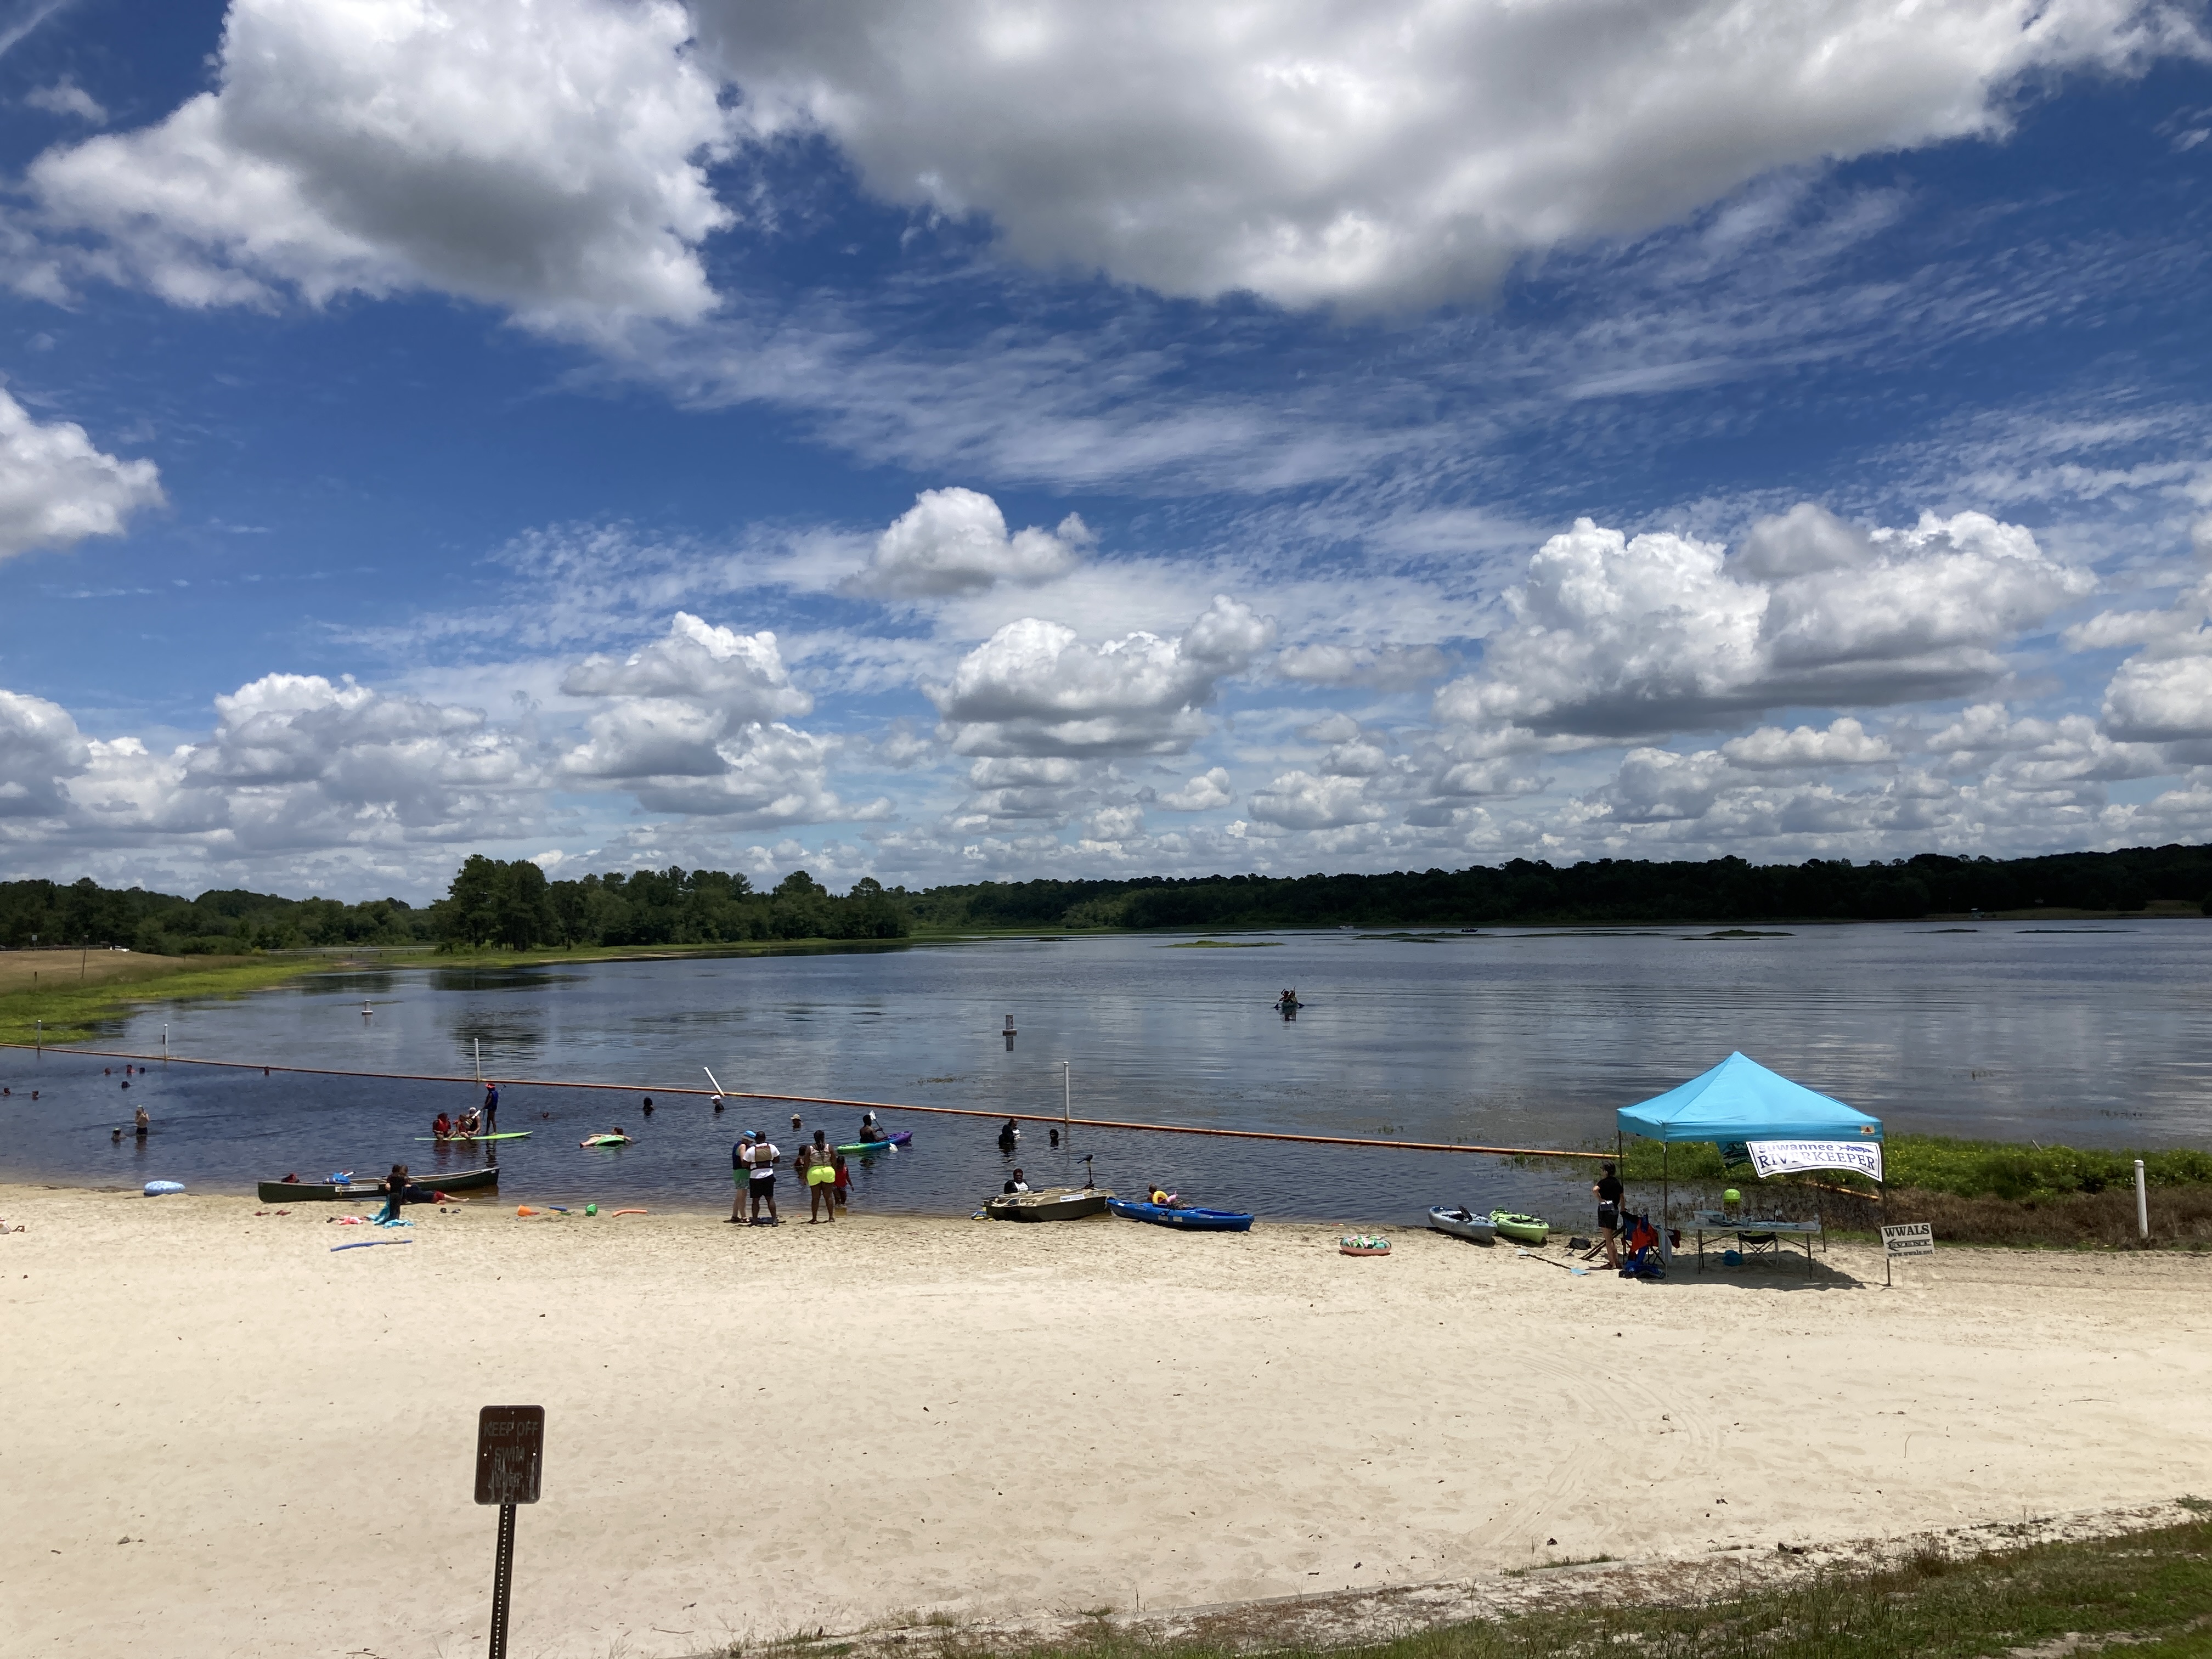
1880,1221,1934,1286
475,1406,544,1659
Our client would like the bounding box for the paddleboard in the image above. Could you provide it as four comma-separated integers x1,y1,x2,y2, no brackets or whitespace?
414,1132,533,1142
580,1134,633,1148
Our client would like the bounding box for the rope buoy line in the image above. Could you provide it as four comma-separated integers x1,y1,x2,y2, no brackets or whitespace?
0,1040,1611,1161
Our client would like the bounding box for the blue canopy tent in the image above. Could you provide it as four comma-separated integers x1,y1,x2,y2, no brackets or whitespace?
1616,1051,1884,1227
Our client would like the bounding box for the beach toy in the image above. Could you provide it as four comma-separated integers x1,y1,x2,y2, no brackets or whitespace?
1339,1233,1391,1256
1723,1188,1742,1205
516,1205,538,1216
610,1208,647,1217
330,1240,414,1252
585,1203,598,1216
142,1180,184,1197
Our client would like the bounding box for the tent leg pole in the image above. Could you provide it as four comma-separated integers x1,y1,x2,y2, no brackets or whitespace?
1662,1143,1669,1235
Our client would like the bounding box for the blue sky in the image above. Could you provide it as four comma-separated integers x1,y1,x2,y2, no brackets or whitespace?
1,0,2209,900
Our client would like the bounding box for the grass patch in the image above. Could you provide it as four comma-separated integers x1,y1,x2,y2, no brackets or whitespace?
1514,1132,2212,1249
1599,1133,2212,1203
955,1517,2212,1659
0,953,342,1045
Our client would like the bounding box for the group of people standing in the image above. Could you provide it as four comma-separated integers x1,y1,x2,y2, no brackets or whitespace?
729,1113,853,1226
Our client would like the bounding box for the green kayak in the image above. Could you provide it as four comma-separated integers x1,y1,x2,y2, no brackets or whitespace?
834,1131,912,1154
1489,1211,1550,1245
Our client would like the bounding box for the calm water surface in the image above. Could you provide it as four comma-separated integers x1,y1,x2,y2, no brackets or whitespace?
3,924,2208,1225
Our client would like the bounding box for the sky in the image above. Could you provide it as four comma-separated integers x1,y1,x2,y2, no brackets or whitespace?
0,0,2210,902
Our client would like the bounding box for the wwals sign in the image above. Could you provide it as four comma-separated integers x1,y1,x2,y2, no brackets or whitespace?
1881,1221,1934,1258
475,1406,545,1505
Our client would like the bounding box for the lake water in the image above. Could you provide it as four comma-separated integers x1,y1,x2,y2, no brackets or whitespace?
3,923,2208,1226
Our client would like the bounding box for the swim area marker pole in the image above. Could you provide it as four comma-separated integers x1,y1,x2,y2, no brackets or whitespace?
1,1040,1612,1161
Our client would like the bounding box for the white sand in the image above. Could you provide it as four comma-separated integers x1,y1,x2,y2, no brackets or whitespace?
3,1184,2208,1658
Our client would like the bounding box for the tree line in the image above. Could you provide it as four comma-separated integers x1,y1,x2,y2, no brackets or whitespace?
5,842,2212,955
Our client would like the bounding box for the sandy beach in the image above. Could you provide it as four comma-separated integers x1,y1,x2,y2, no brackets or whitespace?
4,1183,2209,1658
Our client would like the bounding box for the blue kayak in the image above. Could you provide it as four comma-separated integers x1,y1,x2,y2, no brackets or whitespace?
1105,1197,1254,1232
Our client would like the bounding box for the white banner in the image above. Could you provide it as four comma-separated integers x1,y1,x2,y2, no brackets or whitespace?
1746,1138,1884,1182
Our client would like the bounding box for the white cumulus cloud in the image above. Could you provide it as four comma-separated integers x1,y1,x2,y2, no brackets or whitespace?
31,0,733,334
0,389,163,560
1720,717,1894,769
0,689,88,817
1249,769,1389,831
1158,766,1233,811
557,613,856,825
703,0,2204,312
929,595,1275,758
849,487,1091,599
1434,505,2091,744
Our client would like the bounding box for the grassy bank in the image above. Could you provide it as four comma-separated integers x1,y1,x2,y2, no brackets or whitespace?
877,1514,2212,1659
1609,1133,2212,1199
0,935,933,1047
0,953,348,1046
1549,1134,2212,1250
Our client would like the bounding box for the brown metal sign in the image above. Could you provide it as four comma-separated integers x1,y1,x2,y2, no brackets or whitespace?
475,1406,544,1505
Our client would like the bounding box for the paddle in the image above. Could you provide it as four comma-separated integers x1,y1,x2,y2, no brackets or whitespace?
1517,1248,1589,1277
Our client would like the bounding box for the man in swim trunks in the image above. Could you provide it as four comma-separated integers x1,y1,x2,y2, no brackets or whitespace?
729,1131,755,1222
748,1131,780,1224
